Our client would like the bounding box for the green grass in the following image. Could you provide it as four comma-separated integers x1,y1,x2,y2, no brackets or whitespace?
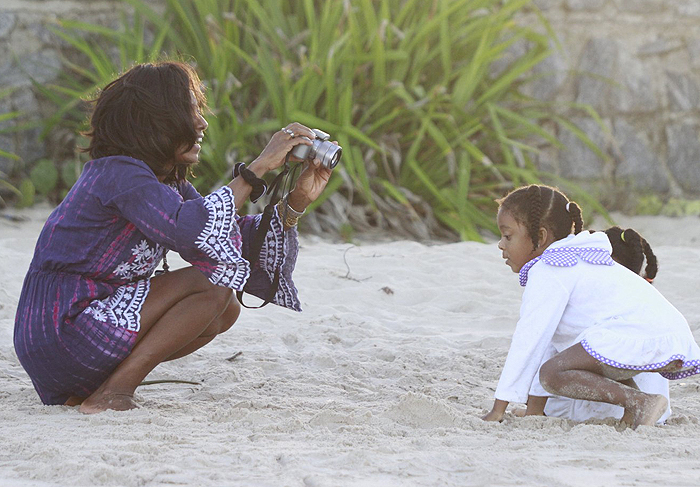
37,0,607,240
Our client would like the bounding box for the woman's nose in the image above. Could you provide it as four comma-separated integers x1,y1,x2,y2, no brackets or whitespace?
196,113,208,131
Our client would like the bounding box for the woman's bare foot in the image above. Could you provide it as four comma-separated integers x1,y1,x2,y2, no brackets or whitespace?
630,394,667,429
79,391,140,414
64,396,85,406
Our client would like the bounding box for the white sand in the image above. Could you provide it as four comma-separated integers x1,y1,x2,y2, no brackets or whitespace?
1,206,699,486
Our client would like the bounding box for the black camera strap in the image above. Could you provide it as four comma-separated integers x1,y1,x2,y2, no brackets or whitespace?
236,157,301,309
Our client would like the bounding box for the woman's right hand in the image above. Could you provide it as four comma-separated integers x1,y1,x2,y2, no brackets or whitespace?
248,122,316,177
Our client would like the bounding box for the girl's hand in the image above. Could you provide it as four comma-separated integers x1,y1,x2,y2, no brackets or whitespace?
481,399,508,422
481,409,505,422
286,146,335,212
248,123,316,176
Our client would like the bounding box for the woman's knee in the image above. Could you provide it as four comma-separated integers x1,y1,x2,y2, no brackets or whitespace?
217,298,241,334
200,295,240,338
207,285,234,312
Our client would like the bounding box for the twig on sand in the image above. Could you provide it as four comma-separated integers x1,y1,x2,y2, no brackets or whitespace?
226,351,243,362
139,379,201,386
341,246,372,282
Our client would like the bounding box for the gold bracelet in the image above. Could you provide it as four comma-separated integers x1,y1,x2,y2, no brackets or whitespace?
276,200,301,228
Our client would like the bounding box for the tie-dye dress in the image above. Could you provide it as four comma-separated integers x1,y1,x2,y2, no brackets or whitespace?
14,155,301,405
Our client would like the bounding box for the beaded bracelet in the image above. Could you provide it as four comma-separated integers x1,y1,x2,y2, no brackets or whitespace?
233,163,267,203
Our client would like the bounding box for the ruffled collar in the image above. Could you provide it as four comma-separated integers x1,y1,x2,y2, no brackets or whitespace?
518,236,614,286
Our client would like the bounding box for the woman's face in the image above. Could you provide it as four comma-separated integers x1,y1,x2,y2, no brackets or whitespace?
175,91,208,166
497,208,543,273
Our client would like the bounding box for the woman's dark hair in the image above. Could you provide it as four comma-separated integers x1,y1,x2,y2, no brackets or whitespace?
603,226,658,281
497,184,583,250
82,61,206,184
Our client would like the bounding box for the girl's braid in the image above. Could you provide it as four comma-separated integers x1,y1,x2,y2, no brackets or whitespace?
641,236,659,281
526,185,542,249
567,201,584,234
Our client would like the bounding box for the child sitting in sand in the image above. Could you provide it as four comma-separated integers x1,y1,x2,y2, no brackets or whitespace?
517,226,671,423
482,185,700,429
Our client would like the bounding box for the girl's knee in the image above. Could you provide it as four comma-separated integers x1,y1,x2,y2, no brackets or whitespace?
538,359,558,393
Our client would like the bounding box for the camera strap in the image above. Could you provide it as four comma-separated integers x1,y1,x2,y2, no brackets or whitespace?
236,157,301,309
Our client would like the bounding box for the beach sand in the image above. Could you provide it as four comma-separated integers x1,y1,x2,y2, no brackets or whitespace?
1,206,699,486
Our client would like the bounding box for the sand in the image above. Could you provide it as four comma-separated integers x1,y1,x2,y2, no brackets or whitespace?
1,206,699,487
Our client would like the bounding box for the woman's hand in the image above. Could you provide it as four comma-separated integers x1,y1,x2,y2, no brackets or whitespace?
248,122,316,177
286,147,335,212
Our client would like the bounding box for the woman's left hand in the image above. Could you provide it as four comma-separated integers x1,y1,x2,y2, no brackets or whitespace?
287,149,335,212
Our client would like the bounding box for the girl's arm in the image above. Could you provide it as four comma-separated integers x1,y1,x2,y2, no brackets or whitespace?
493,266,569,404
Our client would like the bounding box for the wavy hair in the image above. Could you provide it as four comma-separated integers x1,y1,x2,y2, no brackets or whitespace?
82,61,206,184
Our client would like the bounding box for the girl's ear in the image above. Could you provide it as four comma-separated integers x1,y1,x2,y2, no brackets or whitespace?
537,227,553,249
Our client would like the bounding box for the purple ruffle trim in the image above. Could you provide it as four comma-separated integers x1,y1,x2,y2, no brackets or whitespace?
581,339,700,380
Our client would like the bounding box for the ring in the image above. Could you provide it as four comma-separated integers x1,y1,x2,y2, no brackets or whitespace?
282,128,296,138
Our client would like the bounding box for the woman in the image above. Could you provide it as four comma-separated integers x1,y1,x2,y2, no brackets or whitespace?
13,61,332,413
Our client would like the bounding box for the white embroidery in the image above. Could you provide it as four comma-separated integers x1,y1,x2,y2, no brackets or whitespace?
259,207,299,310
195,186,250,289
83,280,150,332
113,239,164,280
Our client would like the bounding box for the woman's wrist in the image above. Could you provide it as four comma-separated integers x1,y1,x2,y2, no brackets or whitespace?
248,158,271,178
287,191,312,213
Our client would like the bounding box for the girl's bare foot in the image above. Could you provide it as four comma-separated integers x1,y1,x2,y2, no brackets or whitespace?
631,394,667,429
620,408,633,426
79,391,140,414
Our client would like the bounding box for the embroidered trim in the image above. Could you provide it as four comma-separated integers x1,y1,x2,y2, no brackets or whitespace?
195,186,250,290
256,208,298,309
581,339,700,380
83,280,150,332
519,246,614,286
113,239,164,280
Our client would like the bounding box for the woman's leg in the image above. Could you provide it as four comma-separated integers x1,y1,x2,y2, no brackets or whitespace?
79,267,240,414
539,343,668,429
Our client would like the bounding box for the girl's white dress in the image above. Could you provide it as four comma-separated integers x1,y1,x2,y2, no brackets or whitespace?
495,231,700,405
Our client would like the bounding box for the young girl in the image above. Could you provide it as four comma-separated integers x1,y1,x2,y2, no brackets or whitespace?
524,226,670,423
483,185,700,429
14,62,332,413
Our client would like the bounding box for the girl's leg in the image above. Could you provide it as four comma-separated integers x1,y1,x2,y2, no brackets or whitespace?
79,267,240,414
539,343,668,429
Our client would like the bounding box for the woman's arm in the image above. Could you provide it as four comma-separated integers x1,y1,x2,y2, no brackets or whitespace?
227,123,317,210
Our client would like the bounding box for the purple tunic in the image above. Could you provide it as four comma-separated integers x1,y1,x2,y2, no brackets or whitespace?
13,156,300,405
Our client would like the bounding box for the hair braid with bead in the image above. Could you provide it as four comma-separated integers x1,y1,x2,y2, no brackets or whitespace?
603,226,659,282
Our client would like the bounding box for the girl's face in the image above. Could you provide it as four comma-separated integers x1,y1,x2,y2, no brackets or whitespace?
175,91,208,166
497,208,546,273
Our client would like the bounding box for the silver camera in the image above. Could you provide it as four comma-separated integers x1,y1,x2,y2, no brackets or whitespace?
290,129,342,169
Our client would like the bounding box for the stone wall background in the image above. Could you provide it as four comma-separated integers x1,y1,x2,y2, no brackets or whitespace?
526,0,700,206
0,0,130,179
1,0,699,207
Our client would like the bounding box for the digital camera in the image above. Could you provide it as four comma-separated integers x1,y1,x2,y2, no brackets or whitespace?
290,129,342,169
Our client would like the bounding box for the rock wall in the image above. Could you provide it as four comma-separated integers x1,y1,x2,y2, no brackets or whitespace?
527,0,700,201
0,0,131,177
1,0,699,203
